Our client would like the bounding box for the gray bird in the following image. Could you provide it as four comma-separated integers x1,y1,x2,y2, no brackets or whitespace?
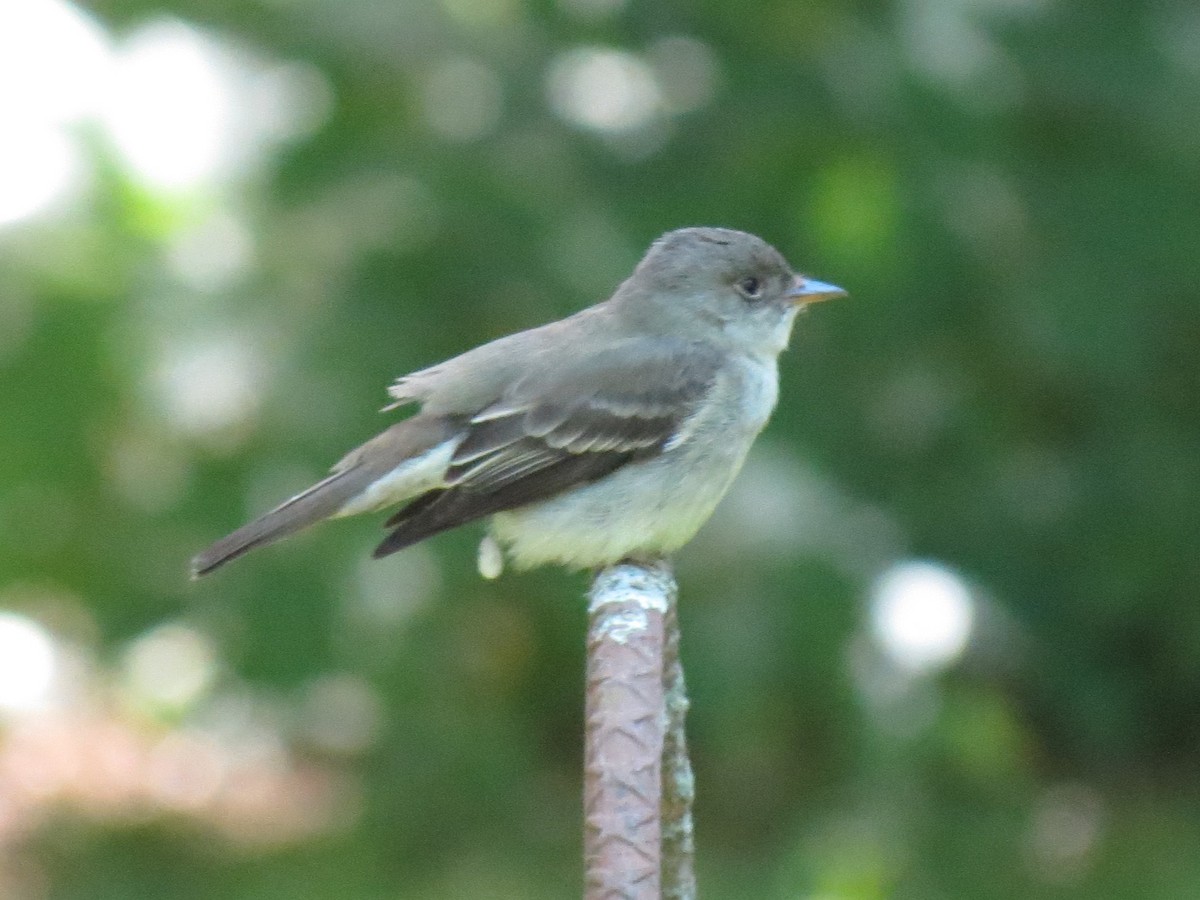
191,227,845,579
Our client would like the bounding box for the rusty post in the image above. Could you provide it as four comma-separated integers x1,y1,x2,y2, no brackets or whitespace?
583,561,677,900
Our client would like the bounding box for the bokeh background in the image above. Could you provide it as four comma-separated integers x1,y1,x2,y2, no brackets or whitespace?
1,0,1198,896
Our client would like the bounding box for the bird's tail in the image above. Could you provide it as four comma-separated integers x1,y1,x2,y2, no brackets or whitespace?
190,468,370,578
190,415,460,578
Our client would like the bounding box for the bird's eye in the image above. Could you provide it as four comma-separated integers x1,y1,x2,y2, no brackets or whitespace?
737,276,763,300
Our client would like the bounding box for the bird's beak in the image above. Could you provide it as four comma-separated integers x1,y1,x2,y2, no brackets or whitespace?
788,276,848,305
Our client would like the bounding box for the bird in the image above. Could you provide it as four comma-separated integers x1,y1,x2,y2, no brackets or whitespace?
190,227,845,579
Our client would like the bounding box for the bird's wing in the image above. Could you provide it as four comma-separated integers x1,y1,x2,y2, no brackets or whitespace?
373,336,723,558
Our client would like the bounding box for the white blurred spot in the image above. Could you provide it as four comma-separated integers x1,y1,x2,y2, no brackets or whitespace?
299,674,382,756
247,61,335,145
122,623,218,711
547,47,663,133
1026,783,1105,881
349,546,441,633
0,0,111,124
0,4,327,223
99,21,331,193
155,335,266,438
194,692,289,767
101,22,239,191
0,613,58,714
647,36,719,114
899,0,1033,110
870,560,974,673
942,163,1027,251
0,0,106,225
299,172,441,258
0,125,79,226
421,57,504,143
167,210,255,292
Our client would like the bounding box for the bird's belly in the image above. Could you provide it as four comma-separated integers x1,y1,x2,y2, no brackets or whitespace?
489,450,741,569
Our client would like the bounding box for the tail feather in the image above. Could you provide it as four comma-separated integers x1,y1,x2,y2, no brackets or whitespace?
190,469,370,578
190,415,462,578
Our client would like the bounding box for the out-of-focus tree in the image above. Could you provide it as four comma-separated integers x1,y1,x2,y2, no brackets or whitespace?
0,0,1198,896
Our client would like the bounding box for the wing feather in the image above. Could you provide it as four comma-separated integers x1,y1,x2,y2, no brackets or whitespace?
374,337,723,558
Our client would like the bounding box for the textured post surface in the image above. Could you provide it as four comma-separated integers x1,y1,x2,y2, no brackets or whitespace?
584,561,676,900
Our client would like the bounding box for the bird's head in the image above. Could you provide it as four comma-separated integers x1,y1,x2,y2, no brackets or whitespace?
618,227,846,357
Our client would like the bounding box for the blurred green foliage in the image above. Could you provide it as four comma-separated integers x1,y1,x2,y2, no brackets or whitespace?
1,0,1199,896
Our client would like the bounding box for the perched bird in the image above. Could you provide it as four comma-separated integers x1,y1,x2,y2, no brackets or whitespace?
191,227,845,579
